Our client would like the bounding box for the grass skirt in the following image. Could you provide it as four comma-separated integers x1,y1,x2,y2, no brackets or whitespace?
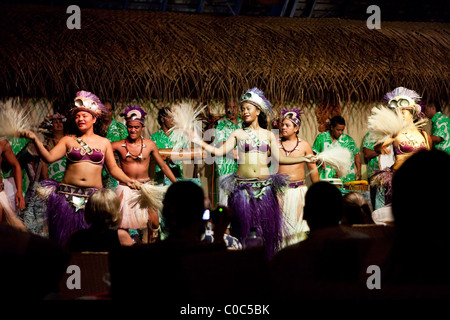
38,180,98,246
370,167,393,205
220,173,289,258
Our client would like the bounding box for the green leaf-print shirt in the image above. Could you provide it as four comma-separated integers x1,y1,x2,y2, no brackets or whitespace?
312,131,359,183
431,112,450,155
213,117,243,176
151,129,184,183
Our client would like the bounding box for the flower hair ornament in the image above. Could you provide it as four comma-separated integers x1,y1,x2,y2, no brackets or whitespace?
120,105,147,125
281,108,303,127
71,90,106,118
383,87,423,117
39,113,67,130
240,87,274,118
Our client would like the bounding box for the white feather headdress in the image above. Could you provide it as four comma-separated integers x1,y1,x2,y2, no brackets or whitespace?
167,101,206,151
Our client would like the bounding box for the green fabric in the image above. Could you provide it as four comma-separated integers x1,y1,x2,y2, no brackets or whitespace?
44,138,66,182
102,119,129,189
151,129,184,184
362,132,380,179
312,131,359,183
1,138,29,192
431,112,450,155
106,119,129,143
213,117,243,176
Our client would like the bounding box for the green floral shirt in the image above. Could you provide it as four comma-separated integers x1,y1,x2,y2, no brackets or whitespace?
431,112,450,155
102,119,129,189
106,119,128,143
44,138,66,182
312,131,359,183
213,117,243,176
151,129,184,184
1,138,29,191
362,132,379,179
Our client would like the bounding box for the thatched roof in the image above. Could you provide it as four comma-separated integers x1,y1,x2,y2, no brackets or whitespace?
1,4,449,104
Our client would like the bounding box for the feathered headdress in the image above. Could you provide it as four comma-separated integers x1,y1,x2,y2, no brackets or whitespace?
281,108,303,127
39,113,67,130
120,105,147,125
240,87,274,118
383,87,422,117
71,90,106,118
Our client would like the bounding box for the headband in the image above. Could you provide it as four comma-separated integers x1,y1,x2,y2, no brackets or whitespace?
240,87,273,117
281,108,303,127
120,105,147,125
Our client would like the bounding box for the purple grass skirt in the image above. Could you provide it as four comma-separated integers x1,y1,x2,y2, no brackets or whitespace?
220,173,289,258
40,180,98,246
370,167,394,205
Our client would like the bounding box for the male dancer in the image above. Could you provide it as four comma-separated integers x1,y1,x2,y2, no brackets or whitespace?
112,105,177,243
277,109,319,246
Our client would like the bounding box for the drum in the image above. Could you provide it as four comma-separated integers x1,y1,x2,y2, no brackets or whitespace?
322,178,344,189
344,180,370,191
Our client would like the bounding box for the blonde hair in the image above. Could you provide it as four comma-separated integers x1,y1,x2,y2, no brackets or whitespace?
84,189,121,227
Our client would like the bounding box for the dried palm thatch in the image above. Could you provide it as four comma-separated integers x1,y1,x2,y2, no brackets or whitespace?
0,4,449,105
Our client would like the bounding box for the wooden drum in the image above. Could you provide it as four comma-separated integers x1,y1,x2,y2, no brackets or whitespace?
344,180,369,191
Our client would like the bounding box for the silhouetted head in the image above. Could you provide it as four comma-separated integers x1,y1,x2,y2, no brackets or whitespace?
342,192,374,225
304,181,343,231
162,181,205,238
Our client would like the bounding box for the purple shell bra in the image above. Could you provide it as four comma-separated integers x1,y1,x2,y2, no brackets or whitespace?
66,147,105,166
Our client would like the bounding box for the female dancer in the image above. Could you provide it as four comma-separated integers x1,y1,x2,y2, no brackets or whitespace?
369,87,432,204
20,90,140,246
192,87,316,257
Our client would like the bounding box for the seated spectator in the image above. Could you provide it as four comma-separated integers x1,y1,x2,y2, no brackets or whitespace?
160,180,211,245
201,205,242,250
382,149,450,289
341,192,375,225
66,189,134,252
0,223,70,300
109,181,230,301
270,181,372,300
